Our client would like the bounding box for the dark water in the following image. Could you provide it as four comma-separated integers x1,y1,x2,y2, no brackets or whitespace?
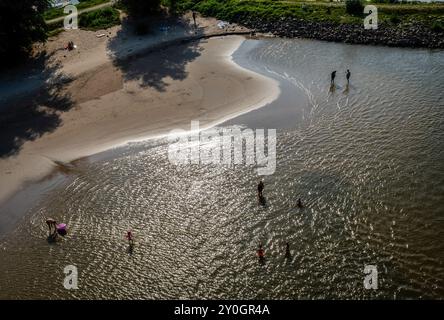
0,38,443,299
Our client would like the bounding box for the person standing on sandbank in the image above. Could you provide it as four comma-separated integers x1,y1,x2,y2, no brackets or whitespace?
192,11,197,29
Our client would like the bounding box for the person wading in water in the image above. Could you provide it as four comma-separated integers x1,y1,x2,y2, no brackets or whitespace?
331,70,337,85
285,242,291,259
46,218,57,233
46,218,58,241
257,180,266,205
257,243,265,263
297,198,304,208
126,230,134,246
257,180,264,198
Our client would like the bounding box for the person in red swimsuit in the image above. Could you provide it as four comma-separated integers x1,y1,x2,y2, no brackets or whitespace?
126,230,134,245
257,243,265,261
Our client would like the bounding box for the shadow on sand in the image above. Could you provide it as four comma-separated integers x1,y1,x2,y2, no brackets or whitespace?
0,51,74,157
106,14,205,92
1,13,207,157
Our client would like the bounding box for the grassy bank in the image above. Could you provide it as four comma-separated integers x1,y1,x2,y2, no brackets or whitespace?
44,0,111,20
169,0,443,47
79,7,120,30
46,7,121,36
173,0,444,28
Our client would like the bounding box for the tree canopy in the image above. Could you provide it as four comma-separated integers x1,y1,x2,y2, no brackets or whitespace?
0,0,50,67
119,0,161,17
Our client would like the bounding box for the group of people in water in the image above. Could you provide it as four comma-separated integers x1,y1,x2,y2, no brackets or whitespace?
258,69,352,261
46,217,135,246
257,242,292,263
46,216,135,248
45,218,67,242
257,180,304,208
256,180,303,262
46,179,304,259
331,69,351,85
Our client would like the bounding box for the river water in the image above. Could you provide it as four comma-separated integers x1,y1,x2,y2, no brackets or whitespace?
0,38,443,299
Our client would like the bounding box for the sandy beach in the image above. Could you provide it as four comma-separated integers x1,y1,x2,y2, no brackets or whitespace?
0,15,279,206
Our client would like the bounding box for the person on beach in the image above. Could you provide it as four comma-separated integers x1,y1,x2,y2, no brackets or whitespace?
257,180,264,198
64,41,74,51
331,71,337,85
346,69,351,85
192,11,197,29
126,230,134,246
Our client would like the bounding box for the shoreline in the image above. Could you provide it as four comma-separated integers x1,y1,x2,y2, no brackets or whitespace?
0,28,443,299
0,30,280,213
243,18,444,49
2,9,441,231
183,2,444,50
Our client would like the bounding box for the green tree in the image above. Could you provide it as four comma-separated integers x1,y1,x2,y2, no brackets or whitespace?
167,0,177,14
119,0,161,17
0,0,50,67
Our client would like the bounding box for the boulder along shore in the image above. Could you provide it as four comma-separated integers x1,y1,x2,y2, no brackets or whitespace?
235,17,443,49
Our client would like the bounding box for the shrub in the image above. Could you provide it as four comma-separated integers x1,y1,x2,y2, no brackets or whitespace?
0,0,50,67
390,15,401,24
118,0,161,17
431,20,443,32
79,7,121,30
135,22,149,35
345,0,364,16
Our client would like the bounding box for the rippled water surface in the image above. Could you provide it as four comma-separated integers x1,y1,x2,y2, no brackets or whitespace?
1,38,443,299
